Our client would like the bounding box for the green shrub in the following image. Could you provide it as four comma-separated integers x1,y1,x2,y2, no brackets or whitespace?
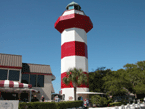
57,101,83,109
19,102,57,109
140,98,144,101
99,97,108,106
120,99,128,105
91,95,108,107
107,98,112,104
91,95,97,105
109,102,122,106
19,101,83,109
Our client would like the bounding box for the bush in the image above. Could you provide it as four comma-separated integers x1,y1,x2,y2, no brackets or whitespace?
91,95,98,105
120,99,128,105
19,101,83,109
91,95,108,107
99,97,108,106
107,97,112,104
57,101,83,109
140,98,144,101
19,102,57,109
109,102,122,106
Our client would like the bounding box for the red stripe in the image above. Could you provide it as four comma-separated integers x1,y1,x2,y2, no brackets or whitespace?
0,65,22,69
9,81,14,87
28,84,32,88
19,83,23,88
61,72,89,88
61,41,88,59
55,14,93,33
0,80,4,87
22,72,52,75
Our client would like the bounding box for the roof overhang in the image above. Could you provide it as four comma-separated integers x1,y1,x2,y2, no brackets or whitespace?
14,88,40,93
52,74,56,81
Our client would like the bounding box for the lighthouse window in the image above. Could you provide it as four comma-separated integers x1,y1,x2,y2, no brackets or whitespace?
74,6,79,10
68,5,74,10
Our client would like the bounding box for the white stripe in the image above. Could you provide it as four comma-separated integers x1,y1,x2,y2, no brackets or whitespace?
77,88,89,92
61,88,89,92
23,83,28,88
4,80,9,88
61,56,88,73
61,88,89,101
14,81,19,87
62,10,84,16
61,28,87,45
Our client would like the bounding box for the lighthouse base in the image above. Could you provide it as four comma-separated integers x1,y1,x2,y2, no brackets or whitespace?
61,87,89,101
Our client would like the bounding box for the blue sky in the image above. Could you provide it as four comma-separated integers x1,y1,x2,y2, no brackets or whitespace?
0,0,145,93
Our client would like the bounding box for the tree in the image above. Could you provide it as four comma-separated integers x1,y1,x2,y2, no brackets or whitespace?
89,67,111,92
62,68,88,101
102,70,129,96
89,61,145,99
123,61,145,98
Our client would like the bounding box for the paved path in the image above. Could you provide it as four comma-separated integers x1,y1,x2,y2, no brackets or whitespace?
89,103,145,109
67,103,145,109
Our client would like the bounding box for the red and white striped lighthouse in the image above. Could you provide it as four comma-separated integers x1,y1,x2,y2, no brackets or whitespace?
55,2,93,101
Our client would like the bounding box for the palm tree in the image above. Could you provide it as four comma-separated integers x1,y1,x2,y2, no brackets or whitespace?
63,68,88,101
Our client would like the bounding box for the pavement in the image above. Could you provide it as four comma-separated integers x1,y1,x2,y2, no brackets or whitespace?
89,103,145,109
66,103,145,109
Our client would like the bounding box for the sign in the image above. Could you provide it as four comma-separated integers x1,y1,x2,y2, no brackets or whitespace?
0,100,19,109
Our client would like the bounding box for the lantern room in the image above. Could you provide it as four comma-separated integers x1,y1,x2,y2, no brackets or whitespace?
66,1,81,10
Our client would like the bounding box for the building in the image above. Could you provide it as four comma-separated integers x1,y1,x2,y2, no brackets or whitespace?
55,1,93,101
0,53,55,101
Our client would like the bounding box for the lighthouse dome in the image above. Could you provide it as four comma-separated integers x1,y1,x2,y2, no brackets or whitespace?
66,1,81,10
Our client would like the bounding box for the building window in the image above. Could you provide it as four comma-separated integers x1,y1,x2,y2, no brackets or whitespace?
9,70,20,81
30,75,36,87
37,75,44,87
21,74,29,84
0,69,7,80
21,74,44,87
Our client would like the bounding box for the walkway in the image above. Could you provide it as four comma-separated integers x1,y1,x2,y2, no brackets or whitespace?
89,103,145,109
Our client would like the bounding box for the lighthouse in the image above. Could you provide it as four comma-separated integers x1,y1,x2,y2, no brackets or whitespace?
55,2,93,101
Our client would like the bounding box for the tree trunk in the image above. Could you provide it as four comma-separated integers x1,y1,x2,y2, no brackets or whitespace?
74,86,76,101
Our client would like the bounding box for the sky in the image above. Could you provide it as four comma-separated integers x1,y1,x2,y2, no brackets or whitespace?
0,0,145,94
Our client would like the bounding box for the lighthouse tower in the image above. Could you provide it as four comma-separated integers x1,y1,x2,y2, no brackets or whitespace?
55,2,93,101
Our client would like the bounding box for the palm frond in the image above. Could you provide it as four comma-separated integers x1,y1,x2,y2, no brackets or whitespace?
64,68,88,86
63,77,71,85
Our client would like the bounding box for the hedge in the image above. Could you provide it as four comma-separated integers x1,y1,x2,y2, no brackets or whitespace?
109,102,122,106
19,101,83,109
57,101,83,109
19,102,57,109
